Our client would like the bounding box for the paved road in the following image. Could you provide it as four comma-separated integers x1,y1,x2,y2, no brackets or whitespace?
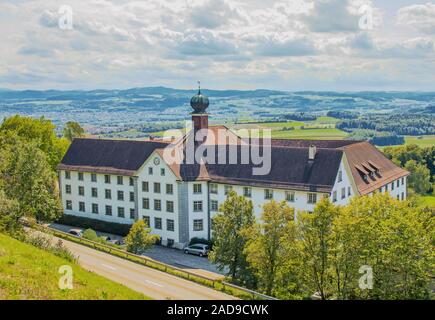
59,237,236,300
49,223,226,276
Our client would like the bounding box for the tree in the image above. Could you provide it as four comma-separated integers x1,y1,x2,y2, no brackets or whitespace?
125,220,159,254
63,121,85,142
405,160,431,194
335,194,433,299
297,198,340,300
0,139,62,222
209,190,256,287
0,190,20,233
244,200,296,296
0,115,69,170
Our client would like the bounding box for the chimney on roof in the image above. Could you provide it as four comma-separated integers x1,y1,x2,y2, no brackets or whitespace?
308,145,317,161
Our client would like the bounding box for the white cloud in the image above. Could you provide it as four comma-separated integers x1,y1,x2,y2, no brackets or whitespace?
397,3,435,34
0,0,433,90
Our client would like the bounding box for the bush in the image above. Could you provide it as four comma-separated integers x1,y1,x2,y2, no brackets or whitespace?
82,228,99,241
23,233,77,263
57,214,132,236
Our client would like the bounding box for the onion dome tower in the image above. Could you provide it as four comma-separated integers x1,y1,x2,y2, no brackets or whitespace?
190,81,209,141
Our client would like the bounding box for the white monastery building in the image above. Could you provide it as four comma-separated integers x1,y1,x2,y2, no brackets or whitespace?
58,89,409,249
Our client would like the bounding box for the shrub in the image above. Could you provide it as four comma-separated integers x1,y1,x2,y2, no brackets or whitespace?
82,228,99,241
23,233,77,263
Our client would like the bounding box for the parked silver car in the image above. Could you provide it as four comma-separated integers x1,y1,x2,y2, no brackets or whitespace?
183,244,210,257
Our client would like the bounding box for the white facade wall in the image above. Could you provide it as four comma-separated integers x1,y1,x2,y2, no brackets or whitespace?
330,158,356,206
186,181,209,240
370,176,407,200
60,171,135,224
136,152,180,247
209,184,328,221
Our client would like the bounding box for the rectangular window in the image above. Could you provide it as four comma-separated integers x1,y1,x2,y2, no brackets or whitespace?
401,177,404,185
161,168,165,176
105,205,112,216
130,208,135,219
142,181,149,192
129,192,135,202
348,187,351,196
66,200,72,210
154,182,161,193
391,182,395,191
224,185,232,195
105,175,111,184
79,202,85,212
397,180,400,188
193,219,203,231
129,177,134,186
193,201,203,212
91,187,98,198
91,173,97,182
105,189,111,199
148,167,153,175
285,191,295,202
154,217,162,230
92,203,98,214
211,200,219,211
210,183,218,194
332,191,337,202
338,170,343,182
78,172,84,181
243,187,252,198
167,219,174,231
154,199,161,211
166,184,173,195
193,183,202,194
385,184,388,192
78,186,84,196
65,185,71,194
143,216,150,227
117,207,125,218
142,198,149,209
65,171,71,179
117,176,123,185
264,189,273,200
341,187,346,199
308,193,317,204
166,201,174,213
401,192,404,200
117,190,124,201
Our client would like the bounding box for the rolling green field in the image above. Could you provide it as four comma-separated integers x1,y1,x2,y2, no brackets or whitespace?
415,194,435,208
148,117,434,146
404,135,435,148
0,233,148,300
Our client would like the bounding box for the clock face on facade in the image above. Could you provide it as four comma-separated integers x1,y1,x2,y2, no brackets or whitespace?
153,157,160,165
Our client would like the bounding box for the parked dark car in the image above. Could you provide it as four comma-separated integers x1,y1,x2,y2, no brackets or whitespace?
68,229,83,237
183,244,210,257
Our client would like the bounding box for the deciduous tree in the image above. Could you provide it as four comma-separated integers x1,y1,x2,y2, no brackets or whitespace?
125,220,159,254
209,190,256,287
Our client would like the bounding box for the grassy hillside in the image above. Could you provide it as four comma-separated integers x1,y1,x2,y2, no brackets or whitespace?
0,233,148,300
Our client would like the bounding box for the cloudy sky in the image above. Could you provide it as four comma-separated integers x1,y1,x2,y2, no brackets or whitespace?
0,0,434,91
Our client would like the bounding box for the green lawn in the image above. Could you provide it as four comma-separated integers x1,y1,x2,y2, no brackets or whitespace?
0,233,148,300
270,128,347,140
415,194,435,208
404,135,435,148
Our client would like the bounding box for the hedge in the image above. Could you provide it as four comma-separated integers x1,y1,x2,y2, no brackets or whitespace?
57,214,132,236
